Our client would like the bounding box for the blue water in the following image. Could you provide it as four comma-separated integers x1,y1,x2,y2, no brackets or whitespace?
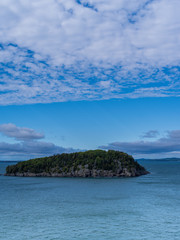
0,160,180,240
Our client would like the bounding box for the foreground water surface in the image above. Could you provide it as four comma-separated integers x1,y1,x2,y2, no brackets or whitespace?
0,160,180,240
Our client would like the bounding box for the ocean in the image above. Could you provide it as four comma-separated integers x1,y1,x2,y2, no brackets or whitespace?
0,160,180,240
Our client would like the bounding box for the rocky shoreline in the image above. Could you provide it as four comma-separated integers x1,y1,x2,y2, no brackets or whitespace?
5,164,149,178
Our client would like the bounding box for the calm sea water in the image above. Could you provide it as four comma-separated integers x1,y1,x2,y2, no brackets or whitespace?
0,160,180,240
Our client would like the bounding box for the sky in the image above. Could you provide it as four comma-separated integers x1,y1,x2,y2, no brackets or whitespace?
0,0,180,160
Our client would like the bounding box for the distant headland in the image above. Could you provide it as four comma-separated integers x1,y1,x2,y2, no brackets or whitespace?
5,150,149,178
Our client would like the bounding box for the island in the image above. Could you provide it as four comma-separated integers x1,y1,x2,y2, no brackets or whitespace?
5,150,149,177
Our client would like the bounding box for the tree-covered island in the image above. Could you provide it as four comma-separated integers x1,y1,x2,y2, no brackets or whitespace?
5,150,149,177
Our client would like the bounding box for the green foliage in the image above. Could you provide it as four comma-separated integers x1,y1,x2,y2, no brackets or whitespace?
6,150,145,174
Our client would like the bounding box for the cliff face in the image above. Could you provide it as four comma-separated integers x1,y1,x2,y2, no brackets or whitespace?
5,150,149,178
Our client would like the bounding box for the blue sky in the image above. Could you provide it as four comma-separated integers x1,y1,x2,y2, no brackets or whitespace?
0,0,180,160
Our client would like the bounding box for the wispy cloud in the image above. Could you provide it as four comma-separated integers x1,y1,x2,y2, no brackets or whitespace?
0,0,180,105
100,130,180,156
141,130,159,138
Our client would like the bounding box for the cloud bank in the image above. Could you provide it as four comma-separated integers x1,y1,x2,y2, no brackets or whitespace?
1,124,180,159
0,0,180,105
0,123,78,158
100,130,180,156
0,141,78,156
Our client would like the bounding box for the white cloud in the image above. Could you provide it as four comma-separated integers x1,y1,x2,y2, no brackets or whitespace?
141,130,159,138
0,0,180,104
0,123,44,141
